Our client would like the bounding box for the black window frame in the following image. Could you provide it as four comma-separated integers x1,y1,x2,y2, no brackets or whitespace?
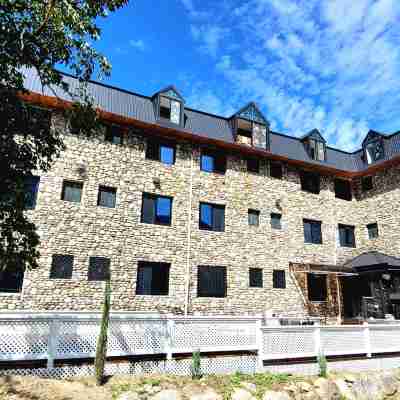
136,261,170,296
303,219,322,244
307,138,326,162
0,268,24,293
246,157,260,173
248,209,260,226
200,150,226,174
362,176,373,192
24,175,40,210
300,171,320,194
61,180,83,203
338,224,356,248
146,138,176,165
141,193,173,226
307,273,327,302
197,266,227,298
367,222,379,239
97,186,117,208
105,124,124,145
199,202,225,232
50,254,74,279
270,161,283,179
88,257,111,281
273,270,286,289
249,268,263,288
334,178,352,201
270,213,282,230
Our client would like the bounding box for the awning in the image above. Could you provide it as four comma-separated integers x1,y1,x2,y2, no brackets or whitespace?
343,251,400,273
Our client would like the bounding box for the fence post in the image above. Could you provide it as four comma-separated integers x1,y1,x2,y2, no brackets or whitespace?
47,318,59,369
255,319,263,372
314,325,321,357
363,322,371,358
166,319,174,360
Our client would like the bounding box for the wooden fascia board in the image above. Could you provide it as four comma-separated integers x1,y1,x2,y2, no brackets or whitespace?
19,91,398,179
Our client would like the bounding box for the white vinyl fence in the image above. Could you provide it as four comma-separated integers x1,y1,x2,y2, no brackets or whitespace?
1,312,400,372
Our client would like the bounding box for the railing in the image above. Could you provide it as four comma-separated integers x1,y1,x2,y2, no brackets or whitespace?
1,312,400,371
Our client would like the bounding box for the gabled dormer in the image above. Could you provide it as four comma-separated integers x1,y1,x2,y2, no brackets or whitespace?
362,130,385,164
231,102,269,149
152,86,184,126
301,129,326,162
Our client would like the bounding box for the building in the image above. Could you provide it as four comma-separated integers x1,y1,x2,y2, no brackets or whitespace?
2,68,400,323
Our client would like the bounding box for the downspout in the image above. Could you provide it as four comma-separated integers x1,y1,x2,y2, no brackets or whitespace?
184,147,194,316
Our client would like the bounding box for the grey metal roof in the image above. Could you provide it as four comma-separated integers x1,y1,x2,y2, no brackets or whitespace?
343,251,400,270
21,67,400,173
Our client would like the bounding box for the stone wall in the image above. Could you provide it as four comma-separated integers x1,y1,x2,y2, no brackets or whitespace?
2,111,400,316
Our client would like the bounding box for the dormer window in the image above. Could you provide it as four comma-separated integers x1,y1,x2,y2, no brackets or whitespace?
232,102,269,149
363,131,384,164
302,129,326,162
153,86,184,126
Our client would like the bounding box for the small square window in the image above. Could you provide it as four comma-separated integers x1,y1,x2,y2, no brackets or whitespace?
136,261,170,295
50,255,73,279
270,161,283,179
24,176,40,209
300,171,320,194
249,268,263,288
338,224,356,248
308,273,327,302
246,157,260,173
367,223,379,239
362,176,373,192
88,257,111,281
146,139,176,165
334,179,352,201
248,209,260,226
141,193,173,226
199,203,225,232
273,270,286,289
200,150,226,174
0,268,24,293
303,219,322,244
105,125,123,145
61,181,83,203
198,266,227,297
97,186,116,208
271,213,282,230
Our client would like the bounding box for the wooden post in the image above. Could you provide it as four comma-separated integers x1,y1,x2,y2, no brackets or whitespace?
47,319,59,369
314,325,321,357
255,319,263,372
166,319,174,360
363,322,372,357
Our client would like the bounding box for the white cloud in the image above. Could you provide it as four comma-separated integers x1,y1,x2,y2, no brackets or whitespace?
180,0,210,19
190,25,227,57
129,39,146,51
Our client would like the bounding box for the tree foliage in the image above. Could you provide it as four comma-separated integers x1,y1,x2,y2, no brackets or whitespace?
0,0,128,272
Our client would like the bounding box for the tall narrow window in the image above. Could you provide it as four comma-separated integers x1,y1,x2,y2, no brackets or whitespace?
136,261,170,295
338,224,356,248
200,150,226,174
146,138,176,165
61,181,83,203
307,139,325,161
248,209,260,226
97,186,116,208
0,268,24,293
367,223,379,239
270,161,283,179
88,257,111,281
141,193,172,226
273,270,286,289
159,96,181,124
50,255,74,279
236,118,253,145
300,171,320,194
105,125,124,145
199,203,225,232
198,266,227,297
24,176,40,209
249,268,263,288
334,179,352,201
307,273,327,302
303,219,322,244
270,213,282,230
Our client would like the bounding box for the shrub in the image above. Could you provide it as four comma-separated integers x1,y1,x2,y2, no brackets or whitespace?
317,350,327,378
191,349,202,379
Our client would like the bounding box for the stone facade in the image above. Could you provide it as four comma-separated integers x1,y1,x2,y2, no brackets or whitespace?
2,111,400,317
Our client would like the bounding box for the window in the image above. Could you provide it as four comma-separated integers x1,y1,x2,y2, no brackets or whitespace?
0,268,24,293
197,266,227,297
50,255,73,279
200,150,226,174
105,125,123,145
307,139,325,161
334,179,352,201
270,161,283,179
338,224,356,248
362,176,373,192
61,181,83,203
365,139,384,164
199,203,225,232
97,186,116,208
248,209,260,226
273,270,286,289
159,95,181,124
88,257,110,281
300,171,320,194
24,176,40,209
136,261,170,295
249,268,263,288
246,157,260,173
303,219,322,244
146,139,176,165
367,223,379,239
141,193,172,226
307,273,327,302
270,213,282,230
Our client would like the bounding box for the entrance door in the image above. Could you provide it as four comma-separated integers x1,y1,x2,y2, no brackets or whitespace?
341,276,371,319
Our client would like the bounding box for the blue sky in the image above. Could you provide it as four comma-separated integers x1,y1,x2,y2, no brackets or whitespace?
91,0,400,151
